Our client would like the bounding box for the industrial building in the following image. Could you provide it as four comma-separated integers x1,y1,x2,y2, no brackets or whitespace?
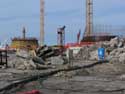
11,27,38,50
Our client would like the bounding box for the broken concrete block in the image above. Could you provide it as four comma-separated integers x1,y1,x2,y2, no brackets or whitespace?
17,64,26,70
50,56,65,65
119,53,125,63
16,50,31,59
32,56,44,65
110,37,119,48
89,50,98,60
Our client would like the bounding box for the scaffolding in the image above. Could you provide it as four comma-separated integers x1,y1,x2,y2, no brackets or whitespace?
84,0,93,36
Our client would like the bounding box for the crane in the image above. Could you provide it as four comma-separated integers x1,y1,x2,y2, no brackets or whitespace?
84,0,93,37
40,0,93,46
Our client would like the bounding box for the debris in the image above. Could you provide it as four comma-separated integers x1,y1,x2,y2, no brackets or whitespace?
119,53,125,63
8,45,66,70
16,49,31,59
109,37,119,48
32,56,44,65
90,50,98,60
35,46,67,65
49,56,65,65
119,74,125,81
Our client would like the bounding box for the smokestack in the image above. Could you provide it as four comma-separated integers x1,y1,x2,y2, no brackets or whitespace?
40,0,44,46
85,0,93,36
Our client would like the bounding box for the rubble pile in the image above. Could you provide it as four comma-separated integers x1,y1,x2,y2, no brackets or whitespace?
8,46,67,70
7,37,125,74
75,37,125,74
76,37,125,61
34,46,67,65
9,50,37,70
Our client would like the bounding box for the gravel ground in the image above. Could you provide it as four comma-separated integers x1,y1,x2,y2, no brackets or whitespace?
11,75,125,94
0,52,125,94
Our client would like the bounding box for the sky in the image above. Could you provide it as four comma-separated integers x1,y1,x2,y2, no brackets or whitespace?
0,0,125,45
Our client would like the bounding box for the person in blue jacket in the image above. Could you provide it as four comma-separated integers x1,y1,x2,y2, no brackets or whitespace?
98,44,105,60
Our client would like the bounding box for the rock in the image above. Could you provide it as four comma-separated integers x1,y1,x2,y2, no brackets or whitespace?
119,74,125,80
29,60,37,69
109,47,125,57
89,50,98,60
119,53,125,63
32,56,45,64
8,55,38,70
118,41,123,48
50,56,65,65
17,64,26,70
23,60,35,70
42,51,55,59
16,60,37,70
75,46,90,60
102,41,110,48
36,46,53,57
110,37,119,48
9,58,25,68
35,46,60,61
16,50,31,59
35,45,47,55
109,57,119,64
118,39,125,48
110,49,117,56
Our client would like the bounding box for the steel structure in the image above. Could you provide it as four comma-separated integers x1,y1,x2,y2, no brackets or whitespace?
57,26,66,46
84,0,93,36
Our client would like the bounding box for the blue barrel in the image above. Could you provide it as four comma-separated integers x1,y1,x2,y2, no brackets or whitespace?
98,47,105,60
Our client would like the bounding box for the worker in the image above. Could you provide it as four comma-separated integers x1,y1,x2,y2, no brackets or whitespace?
98,44,105,61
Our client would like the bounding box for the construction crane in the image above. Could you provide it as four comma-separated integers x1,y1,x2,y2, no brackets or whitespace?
57,26,66,46
57,26,66,53
40,0,93,46
40,0,44,46
84,0,93,37
82,0,116,42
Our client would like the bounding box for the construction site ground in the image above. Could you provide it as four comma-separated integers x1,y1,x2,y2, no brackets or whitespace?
0,37,125,94
0,60,125,94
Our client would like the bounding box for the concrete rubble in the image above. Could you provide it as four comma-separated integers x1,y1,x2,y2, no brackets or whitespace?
0,37,125,94
7,37,125,73
76,37,125,61
8,46,67,70
74,37,125,75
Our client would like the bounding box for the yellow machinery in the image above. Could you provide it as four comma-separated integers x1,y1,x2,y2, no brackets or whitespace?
11,38,38,50
11,27,38,50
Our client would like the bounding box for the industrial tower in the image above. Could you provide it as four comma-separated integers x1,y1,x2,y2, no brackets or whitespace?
84,0,93,36
40,0,44,46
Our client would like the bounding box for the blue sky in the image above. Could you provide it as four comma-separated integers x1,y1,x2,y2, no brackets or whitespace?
0,0,125,45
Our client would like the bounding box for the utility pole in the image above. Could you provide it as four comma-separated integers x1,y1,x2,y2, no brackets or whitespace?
85,0,93,36
40,0,44,46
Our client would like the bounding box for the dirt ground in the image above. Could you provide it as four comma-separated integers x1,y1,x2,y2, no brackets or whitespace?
0,67,125,94
8,74,125,94
0,43,125,94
